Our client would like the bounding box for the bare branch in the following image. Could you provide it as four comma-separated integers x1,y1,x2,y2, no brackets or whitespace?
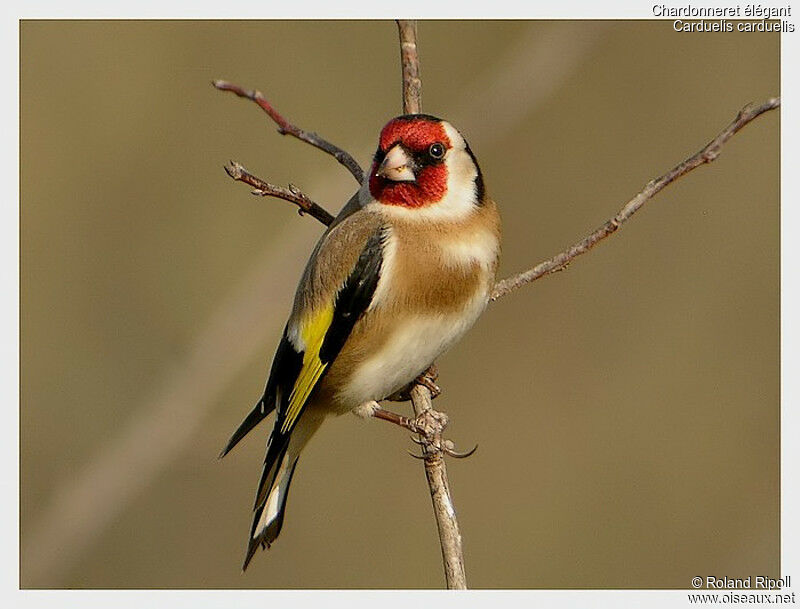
408,384,468,590
213,79,365,184
224,161,335,226
491,96,781,300
397,20,422,114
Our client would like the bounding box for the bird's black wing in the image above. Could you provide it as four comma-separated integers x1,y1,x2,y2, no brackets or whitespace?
218,225,385,458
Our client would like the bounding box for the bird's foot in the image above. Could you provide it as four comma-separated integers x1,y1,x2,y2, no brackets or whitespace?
368,369,476,460
405,409,478,459
410,407,448,437
369,405,417,430
409,435,479,459
372,407,446,437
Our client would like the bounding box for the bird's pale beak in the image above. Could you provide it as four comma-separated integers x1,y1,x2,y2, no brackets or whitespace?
376,144,416,182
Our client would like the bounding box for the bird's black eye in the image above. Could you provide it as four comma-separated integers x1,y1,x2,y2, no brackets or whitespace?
428,142,446,160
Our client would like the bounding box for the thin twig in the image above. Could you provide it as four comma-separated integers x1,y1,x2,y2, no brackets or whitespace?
224,160,335,226
213,80,364,184
491,96,781,300
398,21,422,115
409,384,467,589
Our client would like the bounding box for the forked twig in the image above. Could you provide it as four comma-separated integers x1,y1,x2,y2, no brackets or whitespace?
213,79,364,184
224,160,335,226
490,96,781,299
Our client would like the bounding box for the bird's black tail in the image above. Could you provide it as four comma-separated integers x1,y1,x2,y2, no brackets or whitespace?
241,422,300,571
218,397,275,459
219,325,300,460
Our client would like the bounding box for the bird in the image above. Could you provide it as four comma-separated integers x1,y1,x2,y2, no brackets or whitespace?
219,113,501,570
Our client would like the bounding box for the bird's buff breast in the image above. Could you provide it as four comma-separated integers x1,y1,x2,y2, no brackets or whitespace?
325,291,490,413
319,215,498,413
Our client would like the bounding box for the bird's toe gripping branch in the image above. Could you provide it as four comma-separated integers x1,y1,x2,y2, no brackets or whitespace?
371,399,477,460
415,365,442,400
407,410,478,459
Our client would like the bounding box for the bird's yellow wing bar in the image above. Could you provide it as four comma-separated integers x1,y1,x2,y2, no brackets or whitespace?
280,304,334,433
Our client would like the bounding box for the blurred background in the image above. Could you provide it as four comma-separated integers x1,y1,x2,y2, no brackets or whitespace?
20,21,779,588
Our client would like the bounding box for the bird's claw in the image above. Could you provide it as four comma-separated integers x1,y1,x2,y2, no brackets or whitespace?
405,410,477,460
406,437,478,460
442,441,478,459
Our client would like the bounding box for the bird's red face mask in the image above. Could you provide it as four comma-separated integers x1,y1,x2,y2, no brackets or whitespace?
369,117,451,208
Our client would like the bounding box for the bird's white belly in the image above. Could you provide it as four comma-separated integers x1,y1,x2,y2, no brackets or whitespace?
337,296,487,407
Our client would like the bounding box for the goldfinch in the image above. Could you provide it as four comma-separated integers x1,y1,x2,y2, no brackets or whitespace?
220,114,501,570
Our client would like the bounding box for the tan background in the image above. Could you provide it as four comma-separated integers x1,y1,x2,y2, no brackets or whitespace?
20,21,779,589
